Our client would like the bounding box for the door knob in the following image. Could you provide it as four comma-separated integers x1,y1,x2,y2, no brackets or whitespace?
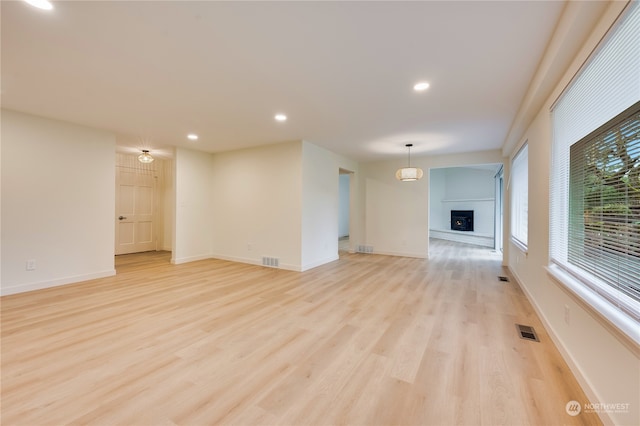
118,216,126,220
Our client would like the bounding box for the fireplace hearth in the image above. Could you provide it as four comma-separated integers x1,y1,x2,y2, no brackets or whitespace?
451,210,474,232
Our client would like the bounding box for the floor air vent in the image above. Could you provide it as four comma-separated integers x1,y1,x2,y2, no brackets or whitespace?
516,324,540,342
498,276,510,282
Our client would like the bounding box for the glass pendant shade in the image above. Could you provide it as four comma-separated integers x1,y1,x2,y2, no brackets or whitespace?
395,167,424,181
396,143,423,181
138,150,154,163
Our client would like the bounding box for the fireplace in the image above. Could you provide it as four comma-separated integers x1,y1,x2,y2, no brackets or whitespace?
451,210,474,232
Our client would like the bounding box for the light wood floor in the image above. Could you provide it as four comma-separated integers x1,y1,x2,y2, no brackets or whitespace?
1,239,601,425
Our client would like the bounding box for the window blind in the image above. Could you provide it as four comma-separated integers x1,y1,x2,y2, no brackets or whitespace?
511,144,528,248
569,103,640,303
551,1,640,321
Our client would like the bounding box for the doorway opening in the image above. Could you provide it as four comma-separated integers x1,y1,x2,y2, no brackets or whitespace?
338,169,353,254
495,165,504,253
428,164,503,259
114,153,173,261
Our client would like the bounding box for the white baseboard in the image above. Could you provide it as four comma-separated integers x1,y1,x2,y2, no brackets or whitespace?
210,254,301,272
1,269,116,296
301,255,339,271
171,254,212,264
371,250,428,259
508,266,614,426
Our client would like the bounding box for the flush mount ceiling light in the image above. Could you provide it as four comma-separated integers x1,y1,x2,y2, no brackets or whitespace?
187,133,199,140
275,114,287,122
24,0,53,10
138,150,154,164
395,144,423,181
413,82,430,92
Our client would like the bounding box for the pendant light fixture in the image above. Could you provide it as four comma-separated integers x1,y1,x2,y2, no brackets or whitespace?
395,143,423,181
138,150,154,164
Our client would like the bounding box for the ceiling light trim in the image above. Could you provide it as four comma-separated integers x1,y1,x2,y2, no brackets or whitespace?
413,82,430,92
24,0,53,10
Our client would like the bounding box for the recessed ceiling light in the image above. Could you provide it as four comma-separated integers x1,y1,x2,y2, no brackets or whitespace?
413,82,430,92
275,114,287,122
187,134,198,141
24,0,53,10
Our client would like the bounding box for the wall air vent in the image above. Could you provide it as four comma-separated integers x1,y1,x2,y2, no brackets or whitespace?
498,276,510,282
262,257,279,268
356,245,374,254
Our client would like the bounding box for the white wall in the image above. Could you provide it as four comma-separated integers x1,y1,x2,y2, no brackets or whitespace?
172,147,214,264
208,140,357,272
363,163,429,257
209,141,303,270
428,168,447,230
359,150,503,258
1,110,116,295
506,2,639,425
161,158,174,251
301,142,358,270
338,174,350,238
444,167,494,201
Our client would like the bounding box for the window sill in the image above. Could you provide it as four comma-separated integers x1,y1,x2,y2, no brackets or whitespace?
546,264,640,349
510,237,528,255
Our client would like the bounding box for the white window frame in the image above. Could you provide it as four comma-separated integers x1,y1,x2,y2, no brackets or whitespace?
549,1,640,344
510,143,528,252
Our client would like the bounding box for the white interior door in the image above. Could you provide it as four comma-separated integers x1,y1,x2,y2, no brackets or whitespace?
115,168,156,255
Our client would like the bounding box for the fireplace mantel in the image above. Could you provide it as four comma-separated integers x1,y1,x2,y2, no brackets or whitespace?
441,198,495,203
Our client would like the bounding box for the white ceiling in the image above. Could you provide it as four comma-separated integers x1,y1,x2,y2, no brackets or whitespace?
1,0,568,162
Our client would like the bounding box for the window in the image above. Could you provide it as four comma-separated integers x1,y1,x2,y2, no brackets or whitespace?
511,143,528,250
569,102,640,303
550,1,640,339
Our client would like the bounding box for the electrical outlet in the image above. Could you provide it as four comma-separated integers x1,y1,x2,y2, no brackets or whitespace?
247,243,252,251
26,259,36,271
564,305,570,325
